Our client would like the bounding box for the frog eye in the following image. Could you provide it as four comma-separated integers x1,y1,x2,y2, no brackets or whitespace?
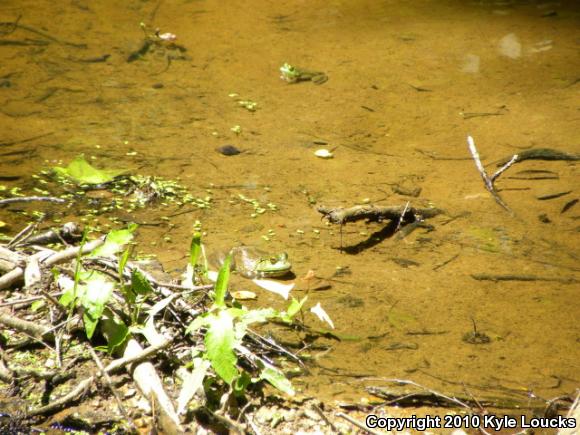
268,257,278,264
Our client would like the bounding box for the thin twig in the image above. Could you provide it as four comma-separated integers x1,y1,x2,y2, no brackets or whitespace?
86,344,136,430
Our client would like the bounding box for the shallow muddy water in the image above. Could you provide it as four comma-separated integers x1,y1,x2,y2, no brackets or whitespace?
1,0,579,408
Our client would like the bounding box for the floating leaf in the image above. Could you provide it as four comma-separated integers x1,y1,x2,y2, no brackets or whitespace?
205,310,238,384
53,155,128,185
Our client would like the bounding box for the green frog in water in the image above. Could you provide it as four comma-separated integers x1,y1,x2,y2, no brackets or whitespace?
280,63,328,85
210,246,292,279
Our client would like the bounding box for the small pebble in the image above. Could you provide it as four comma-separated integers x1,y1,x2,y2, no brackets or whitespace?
216,144,241,156
152,83,164,89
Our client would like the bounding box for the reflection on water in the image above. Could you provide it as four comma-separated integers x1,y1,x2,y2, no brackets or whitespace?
1,0,578,403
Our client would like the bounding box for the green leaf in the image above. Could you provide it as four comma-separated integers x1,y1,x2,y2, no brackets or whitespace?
105,316,129,353
205,310,238,384
53,155,128,185
90,225,137,258
31,300,45,311
119,248,131,278
189,232,202,267
281,296,307,322
80,272,115,338
234,372,251,397
234,308,278,340
259,362,295,396
213,254,231,307
131,268,153,295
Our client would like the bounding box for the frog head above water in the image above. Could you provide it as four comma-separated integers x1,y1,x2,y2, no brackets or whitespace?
250,252,292,278
212,246,292,279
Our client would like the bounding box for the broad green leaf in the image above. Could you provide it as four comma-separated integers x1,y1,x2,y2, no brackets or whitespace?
80,272,115,338
259,361,295,396
131,269,153,295
83,311,99,340
105,316,129,353
213,254,231,307
53,155,128,185
189,232,202,267
99,309,130,354
90,225,137,258
205,310,238,384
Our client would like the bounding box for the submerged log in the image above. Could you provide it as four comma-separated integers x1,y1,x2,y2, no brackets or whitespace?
317,204,442,225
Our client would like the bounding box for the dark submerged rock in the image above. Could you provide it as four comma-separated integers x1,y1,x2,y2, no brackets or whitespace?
216,144,241,156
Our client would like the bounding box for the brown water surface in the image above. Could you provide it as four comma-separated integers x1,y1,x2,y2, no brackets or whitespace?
1,0,579,406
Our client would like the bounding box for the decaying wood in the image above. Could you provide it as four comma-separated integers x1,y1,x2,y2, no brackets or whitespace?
317,204,442,225
0,309,53,341
124,338,184,434
0,246,25,272
0,237,104,290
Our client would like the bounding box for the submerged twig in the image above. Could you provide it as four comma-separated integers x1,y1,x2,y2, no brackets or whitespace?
467,136,516,212
0,196,67,206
